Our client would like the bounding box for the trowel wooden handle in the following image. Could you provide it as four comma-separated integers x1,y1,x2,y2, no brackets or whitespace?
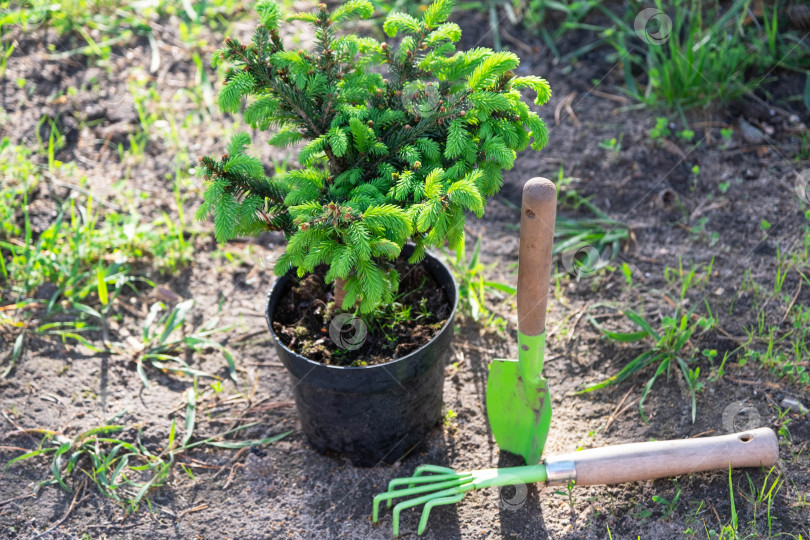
517,178,557,336
556,428,779,486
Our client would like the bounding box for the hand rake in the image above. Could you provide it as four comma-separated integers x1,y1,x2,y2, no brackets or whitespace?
372,428,778,536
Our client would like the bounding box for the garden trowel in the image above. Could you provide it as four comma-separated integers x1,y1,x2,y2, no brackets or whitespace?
486,177,557,465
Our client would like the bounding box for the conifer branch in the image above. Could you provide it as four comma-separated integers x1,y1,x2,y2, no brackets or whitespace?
196,0,550,313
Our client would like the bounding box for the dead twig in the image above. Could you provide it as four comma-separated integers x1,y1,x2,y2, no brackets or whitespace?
0,302,42,312
446,349,466,377
745,92,795,118
1,411,44,446
0,493,36,507
500,27,534,55
240,401,295,416
690,121,733,129
566,307,587,345
689,200,729,222
454,342,496,355
246,361,284,367
588,89,631,104
726,376,782,390
715,326,748,346
554,92,579,126
781,281,802,323
709,502,723,528
178,503,209,518
223,462,246,490
30,480,90,539
213,446,252,490
232,330,269,345
0,445,31,452
176,457,221,470
83,524,139,531
604,385,637,433
659,138,687,159
213,446,249,480
723,145,786,157
42,172,123,211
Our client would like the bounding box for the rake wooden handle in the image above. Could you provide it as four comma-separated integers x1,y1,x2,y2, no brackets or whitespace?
554,428,779,486
517,177,557,336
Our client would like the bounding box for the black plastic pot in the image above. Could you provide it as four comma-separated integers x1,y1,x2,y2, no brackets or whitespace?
264,246,458,467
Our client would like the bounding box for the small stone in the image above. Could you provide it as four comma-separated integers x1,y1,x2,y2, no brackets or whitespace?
737,117,765,144
781,398,808,415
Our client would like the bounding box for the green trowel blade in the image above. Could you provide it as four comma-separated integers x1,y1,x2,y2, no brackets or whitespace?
486,332,552,465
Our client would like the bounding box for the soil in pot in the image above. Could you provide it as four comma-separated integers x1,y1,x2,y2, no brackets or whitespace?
271,256,452,366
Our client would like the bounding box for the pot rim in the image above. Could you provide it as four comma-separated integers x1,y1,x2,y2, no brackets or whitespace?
264,247,459,372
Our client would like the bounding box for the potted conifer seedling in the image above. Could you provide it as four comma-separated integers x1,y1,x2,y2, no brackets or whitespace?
196,0,551,466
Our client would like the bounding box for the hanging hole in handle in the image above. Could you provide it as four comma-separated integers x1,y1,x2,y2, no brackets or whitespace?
739,433,753,443
525,209,536,219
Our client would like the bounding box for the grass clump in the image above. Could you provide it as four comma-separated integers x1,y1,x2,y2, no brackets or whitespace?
602,0,809,113
581,263,716,422
0,141,196,378
5,388,290,512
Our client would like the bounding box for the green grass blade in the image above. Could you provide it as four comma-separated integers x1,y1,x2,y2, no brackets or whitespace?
142,302,164,343
49,332,104,352
131,462,169,509
72,302,102,320
204,430,293,448
96,265,108,306
469,235,481,270
2,331,25,378
588,315,649,342
676,357,697,423
638,357,670,423
4,447,57,471
729,467,737,531
482,281,516,295
149,361,214,379
220,348,238,383
136,356,150,389
110,454,130,490
182,389,196,448
621,307,661,340
158,299,194,344
167,419,176,452
183,422,261,449
51,442,73,491
78,425,125,440
579,350,662,393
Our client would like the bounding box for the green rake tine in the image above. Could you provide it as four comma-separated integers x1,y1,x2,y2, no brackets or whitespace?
417,493,466,534
373,476,471,517
392,486,469,537
411,464,457,476
386,473,466,493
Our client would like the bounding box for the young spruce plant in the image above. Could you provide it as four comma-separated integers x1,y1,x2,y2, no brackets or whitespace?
196,0,550,313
